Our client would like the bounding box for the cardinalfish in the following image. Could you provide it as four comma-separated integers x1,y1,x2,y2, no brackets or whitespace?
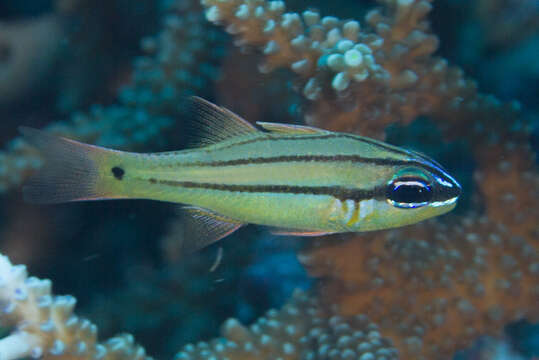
21,97,461,252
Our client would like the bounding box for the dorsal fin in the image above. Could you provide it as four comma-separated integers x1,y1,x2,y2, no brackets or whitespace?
256,122,328,134
186,97,258,148
172,206,244,255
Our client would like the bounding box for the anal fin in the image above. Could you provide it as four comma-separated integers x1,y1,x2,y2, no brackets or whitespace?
270,228,337,237
176,206,243,254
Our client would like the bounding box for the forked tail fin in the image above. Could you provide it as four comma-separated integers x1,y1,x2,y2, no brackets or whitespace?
19,127,123,204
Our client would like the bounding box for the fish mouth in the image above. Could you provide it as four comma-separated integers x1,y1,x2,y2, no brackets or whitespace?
447,179,462,200
430,196,458,208
429,175,461,208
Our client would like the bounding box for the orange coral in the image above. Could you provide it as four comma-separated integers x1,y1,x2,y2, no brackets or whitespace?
305,0,444,137
202,0,518,142
164,1,539,358
298,84,538,360
300,215,539,360
474,141,538,242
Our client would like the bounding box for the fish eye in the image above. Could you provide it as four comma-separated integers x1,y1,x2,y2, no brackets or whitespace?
386,176,432,208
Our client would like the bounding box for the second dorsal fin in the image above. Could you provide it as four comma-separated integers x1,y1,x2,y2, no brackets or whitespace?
186,97,259,148
256,122,328,134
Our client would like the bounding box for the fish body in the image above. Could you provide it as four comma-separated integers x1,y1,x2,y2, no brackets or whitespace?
21,97,461,250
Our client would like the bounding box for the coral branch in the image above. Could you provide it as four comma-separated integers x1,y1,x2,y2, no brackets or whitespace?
300,214,539,360
474,139,538,242
200,0,530,142
196,4,539,355
202,0,387,86
201,0,390,136
175,289,398,360
0,253,150,360
0,252,400,360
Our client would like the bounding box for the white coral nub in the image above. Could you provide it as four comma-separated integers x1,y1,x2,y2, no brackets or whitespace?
0,255,43,360
344,49,363,67
0,254,150,360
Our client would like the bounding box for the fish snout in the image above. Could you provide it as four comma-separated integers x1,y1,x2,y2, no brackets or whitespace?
435,174,461,206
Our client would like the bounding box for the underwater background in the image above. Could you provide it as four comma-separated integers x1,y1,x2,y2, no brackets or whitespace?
0,0,537,359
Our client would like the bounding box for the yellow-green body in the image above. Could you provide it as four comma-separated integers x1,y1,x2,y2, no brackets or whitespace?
103,130,456,233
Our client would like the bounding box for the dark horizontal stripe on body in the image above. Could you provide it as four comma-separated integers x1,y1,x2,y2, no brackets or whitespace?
179,154,410,167
148,178,386,201
198,133,449,181
147,131,449,188
175,153,448,183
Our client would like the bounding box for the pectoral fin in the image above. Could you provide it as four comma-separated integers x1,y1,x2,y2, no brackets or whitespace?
175,206,244,254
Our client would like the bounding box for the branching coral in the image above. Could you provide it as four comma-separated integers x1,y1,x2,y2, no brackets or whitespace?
201,0,389,137
202,0,386,83
473,138,538,242
198,2,538,358
193,0,539,359
300,214,539,360
0,254,149,360
0,251,400,360
293,110,538,359
0,0,224,193
175,288,398,360
200,0,522,140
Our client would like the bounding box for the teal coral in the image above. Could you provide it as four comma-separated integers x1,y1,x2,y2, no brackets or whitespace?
0,0,224,192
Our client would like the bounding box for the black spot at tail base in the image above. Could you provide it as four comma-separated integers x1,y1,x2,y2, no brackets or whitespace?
112,167,125,180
